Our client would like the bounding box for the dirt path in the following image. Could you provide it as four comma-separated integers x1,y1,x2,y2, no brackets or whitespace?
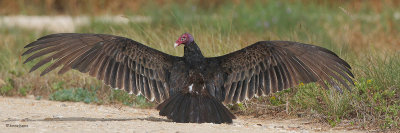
0,96,364,133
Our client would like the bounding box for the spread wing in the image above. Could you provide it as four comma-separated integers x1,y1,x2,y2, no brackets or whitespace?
212,41,354,104
23,33,180,103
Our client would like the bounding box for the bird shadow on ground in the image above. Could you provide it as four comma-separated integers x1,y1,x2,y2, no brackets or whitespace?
3,116,171,123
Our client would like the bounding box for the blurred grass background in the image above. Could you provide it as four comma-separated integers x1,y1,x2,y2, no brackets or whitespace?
0,0,399,130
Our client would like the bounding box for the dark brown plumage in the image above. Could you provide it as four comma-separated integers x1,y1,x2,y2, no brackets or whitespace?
23,33,354,124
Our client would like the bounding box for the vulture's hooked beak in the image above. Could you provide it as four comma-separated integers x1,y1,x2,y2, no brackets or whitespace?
174,42,180,48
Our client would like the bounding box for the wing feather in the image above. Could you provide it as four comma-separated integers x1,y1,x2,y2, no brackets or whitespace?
225,82,237,103
211,41,354,104
39,45,88,75
269,67,278,93
123,65,130,92
97,56,110,80
247,76,256,99
239,78,249,101
23,33,179,103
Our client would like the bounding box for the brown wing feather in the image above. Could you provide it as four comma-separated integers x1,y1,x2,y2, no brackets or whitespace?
212,41,354,104
23,33,179,103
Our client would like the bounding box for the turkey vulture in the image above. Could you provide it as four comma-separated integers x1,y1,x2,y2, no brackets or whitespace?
23,33,354,124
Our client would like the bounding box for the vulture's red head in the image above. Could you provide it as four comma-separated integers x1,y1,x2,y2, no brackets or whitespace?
174,33,194,48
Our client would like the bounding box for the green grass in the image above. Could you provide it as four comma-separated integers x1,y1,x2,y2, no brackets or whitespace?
109,90,154,108
0,78,14,96
0,0,399,130
49,88,101,104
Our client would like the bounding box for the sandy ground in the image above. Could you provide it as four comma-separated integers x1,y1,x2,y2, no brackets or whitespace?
0,96,365,133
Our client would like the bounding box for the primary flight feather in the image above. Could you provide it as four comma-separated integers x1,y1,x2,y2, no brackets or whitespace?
23,33,354,124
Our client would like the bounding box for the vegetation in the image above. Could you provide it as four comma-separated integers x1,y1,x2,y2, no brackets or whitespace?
0,0,399,130
49,87,100,104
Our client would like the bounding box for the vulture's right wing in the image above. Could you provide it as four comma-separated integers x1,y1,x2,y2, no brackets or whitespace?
211,41,354,104
23,33,179,103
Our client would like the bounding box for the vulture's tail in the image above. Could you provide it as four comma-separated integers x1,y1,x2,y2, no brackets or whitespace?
157,92,236,124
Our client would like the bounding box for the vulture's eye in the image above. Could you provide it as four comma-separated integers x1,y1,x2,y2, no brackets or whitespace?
181,37,186,41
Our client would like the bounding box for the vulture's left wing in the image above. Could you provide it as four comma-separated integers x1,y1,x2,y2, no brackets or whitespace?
210,41,354,104
23,33,179,103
